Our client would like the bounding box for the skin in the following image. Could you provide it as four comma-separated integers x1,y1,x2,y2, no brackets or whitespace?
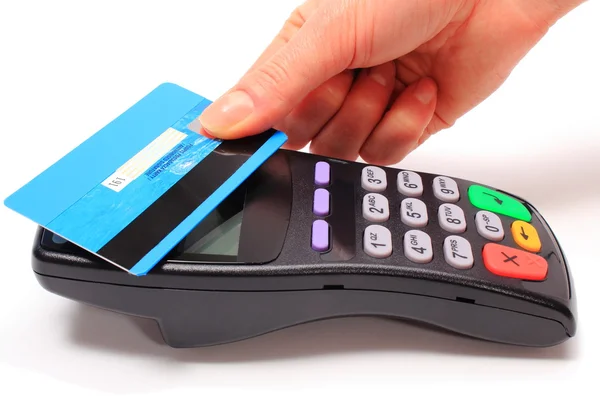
198,0,586,165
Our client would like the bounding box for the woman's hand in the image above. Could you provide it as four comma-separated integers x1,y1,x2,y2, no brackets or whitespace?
198,0,584,165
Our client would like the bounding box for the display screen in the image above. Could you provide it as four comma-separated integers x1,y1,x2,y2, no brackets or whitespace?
181,210,243,256
176,183,246,258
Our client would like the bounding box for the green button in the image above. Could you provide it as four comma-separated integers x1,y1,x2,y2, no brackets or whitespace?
467,185,531,222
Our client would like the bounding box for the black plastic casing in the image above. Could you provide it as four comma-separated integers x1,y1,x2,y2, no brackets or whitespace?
32,148,577,348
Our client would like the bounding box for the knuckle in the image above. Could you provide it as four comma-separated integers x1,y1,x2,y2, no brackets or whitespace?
352,96,380,115
349,0,375,66
278,6,308,41
393,115,424,142
317,83,349,112
252,61,292,103
432,112,454,130
417,113,453,145
286,5,309,30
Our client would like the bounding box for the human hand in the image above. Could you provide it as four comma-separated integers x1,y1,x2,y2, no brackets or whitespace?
198,0,584,165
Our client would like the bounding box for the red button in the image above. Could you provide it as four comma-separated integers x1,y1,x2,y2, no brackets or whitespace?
482,243,548,281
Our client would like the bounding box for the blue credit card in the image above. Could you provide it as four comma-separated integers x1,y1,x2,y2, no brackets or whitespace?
4,82,287,276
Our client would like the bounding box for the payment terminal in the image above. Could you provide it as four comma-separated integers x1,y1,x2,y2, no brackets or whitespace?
31,132,577,348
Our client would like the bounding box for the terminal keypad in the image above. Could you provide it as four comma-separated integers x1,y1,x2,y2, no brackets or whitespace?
309,160,549,282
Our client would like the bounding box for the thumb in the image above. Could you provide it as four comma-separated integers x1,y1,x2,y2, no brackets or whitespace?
198,6,353,139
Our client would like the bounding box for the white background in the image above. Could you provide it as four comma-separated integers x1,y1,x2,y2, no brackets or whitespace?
1,0,598,394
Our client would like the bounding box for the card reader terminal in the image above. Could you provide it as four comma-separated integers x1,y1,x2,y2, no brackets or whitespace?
31,132,577,348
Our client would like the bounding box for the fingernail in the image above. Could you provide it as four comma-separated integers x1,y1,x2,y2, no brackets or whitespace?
199,91,254,135
187,118,202,133
414,79,435,104
368,67,388,87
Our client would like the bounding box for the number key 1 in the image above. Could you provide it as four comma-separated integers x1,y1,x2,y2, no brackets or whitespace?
364,225,392,258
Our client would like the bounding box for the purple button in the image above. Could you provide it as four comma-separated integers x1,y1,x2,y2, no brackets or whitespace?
315,161,330,186
311,220,330,252
313,188,330,216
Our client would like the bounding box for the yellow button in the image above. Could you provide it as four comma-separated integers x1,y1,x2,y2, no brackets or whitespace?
511,221,541,252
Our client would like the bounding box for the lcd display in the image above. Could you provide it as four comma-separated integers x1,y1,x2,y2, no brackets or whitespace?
176,182,246,258
182,210,243,256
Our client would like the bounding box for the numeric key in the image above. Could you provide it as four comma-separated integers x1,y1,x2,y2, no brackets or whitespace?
438,203,466,233
404,230,433,264
364,225,392,258
475,210,504,241
400,198,428,227
443,236,474,269
362,166,387,192
363,193,390,222
433,176,459,202
397,170,423,197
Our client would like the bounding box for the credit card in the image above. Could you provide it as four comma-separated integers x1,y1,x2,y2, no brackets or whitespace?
4,83,287,276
